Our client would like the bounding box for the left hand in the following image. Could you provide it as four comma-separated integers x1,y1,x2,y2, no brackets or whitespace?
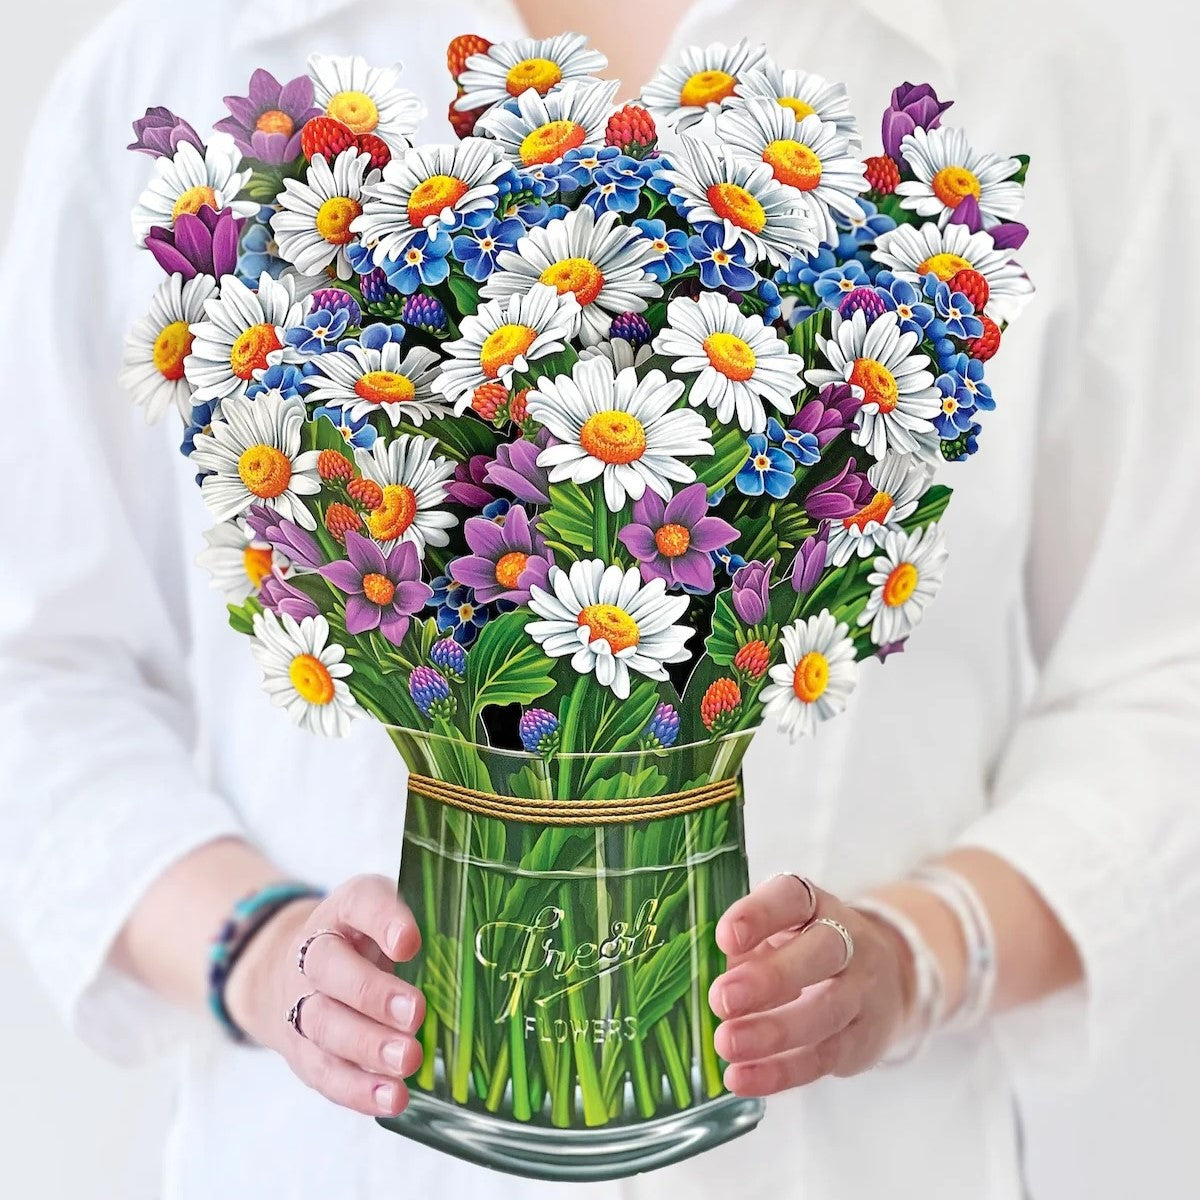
710,875,914,1096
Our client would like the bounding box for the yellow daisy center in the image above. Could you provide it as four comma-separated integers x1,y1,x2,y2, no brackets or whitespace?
703,331,757,382
792,651,830,704
506,57,564,97
315,195,362,244
366,484,418,542
844,491,895,532
706,182,767,233
480,323,538,378
519,119,587,166
172,185,219,220
407,174,470,227
539,256,605,306
931,165,982,210
289,653,335,705
655,523,691,558
256,109,295,137
355,370,416,405
153,320,193,381
918,252,974,282
362,572,396,606
579,410,648,465
242,545,275,589
230,322,284,380
680,69,737,108
237,444,293,499
849,358,900,414
882,562,919,608
777,97,817,120
326,90,380,134
762,139,822,191
495,551,529,589
577,603,640,652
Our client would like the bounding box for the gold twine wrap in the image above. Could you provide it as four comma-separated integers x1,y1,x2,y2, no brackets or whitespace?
405,773,739,826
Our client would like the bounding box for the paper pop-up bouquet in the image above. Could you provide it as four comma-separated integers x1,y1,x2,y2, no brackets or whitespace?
122,32,1033,1180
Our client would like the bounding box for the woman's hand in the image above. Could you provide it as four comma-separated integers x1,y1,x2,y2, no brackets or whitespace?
710,875,915,1096
225,874,425,1119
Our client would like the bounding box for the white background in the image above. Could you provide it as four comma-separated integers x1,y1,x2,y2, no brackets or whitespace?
1,2,1196,1197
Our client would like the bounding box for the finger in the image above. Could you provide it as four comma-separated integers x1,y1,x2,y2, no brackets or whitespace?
302,931,425,1032
713,978,859,1063
290,1038,411,1117
296,991,422,1079
710,919,852,1019
723,1034,848,1098
326,875,421,963
716,875,819,957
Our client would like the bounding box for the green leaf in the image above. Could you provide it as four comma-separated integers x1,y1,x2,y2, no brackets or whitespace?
1012,154,1031,187
538,481,594,557
302,411,355,457
389,412,499,464
582,766,667,802
227,595,263,637
633,923,715,1030
903,484,953,531
706,592,741,666
464,610,556,722
694,424,750,497
446,272,480,318
588,680,664,756
511,348,578,393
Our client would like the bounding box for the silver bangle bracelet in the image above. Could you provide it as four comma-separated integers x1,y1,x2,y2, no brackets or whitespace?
851,897,946,1065
910,865,997,1032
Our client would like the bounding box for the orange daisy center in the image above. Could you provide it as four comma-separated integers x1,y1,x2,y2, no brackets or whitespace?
315,195,362,244
655,523,691,558
777,97,817,120
242,545,275,589
495,551,529,589
844,491,895,532
680,69,737,108
520,119,587,166
703,331,757,382
153,320,193,381
480,323,538,378
230,322,283,380
355,370,416,405
882,562,919,608
539,256,606,306
172,185,219,220
918,252,974,282
362,572,397,606
326,90,379,135
792,651,830,704
407,174,470,227
506,57,564,97
237,444,293,499
706,182,767,233
579,410,648,465
762,139,822,191
289,654,335,705
577,604,640,653
255,109,295,137
849,358,900,414
931,165,982,210
366,484,418,542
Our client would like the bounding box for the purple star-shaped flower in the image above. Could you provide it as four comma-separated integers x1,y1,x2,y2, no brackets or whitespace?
450,506,552,605
128,107,205,159
484,431,553,505
213,69,322,165
320,532,432,644
446,455,501,510
145,205,242,280
259,569,319,621
246,504,325,569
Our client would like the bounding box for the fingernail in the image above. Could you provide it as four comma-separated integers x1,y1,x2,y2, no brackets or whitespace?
720,983,746,1017
386,922,406,956
732,918,751,952
375,1083,397,1112
383,1041,407,1071
390,993,416,1028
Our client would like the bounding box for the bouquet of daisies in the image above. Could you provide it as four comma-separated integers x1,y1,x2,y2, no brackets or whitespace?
122,31,1032,1175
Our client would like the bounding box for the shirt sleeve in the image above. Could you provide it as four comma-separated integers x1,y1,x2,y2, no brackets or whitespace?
957,104,1200,1070
0,12,247,1064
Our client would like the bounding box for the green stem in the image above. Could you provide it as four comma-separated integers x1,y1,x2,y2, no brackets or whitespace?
450,827,477,1104
551,1031,573,1127
655,1019,693,1109
508,1012,532,1120
484,1040,511,1112
690,812,724,1100
592,481,610,560
623,823,657,1119
560,904,608,1127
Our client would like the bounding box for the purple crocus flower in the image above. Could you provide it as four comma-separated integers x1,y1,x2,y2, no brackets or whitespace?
213,69,322,166
246,504,325,569
882,82,953,161
946,195,1030,250
145,205,242,280
446,455,500,509
484,431,553,505
259,568,320,621
450,506,552,605
320,532,432,644
791,384,860,450
731,560,773,625
128,106,205,159
618,483,738,594
803,458,873,521
790,526,829,595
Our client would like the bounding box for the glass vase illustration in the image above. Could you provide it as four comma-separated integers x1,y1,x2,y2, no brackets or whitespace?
380,726,764,1181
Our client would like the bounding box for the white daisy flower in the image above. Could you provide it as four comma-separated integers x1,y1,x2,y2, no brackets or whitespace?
806,310,941,462
454,33,608,113
858,523,949,647
195,518,283,604
353,434,457,555
715,101,867,246
653,292,806,433
435,283,581,410
185,273,310,406
527,560,694,700
190,389,322,529
579,339,654,371
640,39,768,132
872,222,1034,323
352,139,511,264
825,454,932,567
251,611,361,737
130,135,257,246
271,149,376,281
760,611,858,740
658,137,818,268
476,79,619,167
528,355,710,512
734,63,860,148
119,273,216,422
307,53,425,150
481,206,662,346
895,126,1023,231
306,341,446,426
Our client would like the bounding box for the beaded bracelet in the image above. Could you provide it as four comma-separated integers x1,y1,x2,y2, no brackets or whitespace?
208,881,326,1043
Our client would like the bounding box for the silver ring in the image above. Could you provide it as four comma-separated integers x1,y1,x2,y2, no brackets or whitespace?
770,872,818,931
286,991,318,1039
811,917,855,974
297,928,346,977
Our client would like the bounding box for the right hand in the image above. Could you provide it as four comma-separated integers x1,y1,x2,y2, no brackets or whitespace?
225,874,425,1118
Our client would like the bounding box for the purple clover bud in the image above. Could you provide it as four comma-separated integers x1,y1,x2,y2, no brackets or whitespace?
402,293,448,333
643,703,680,749
609,311,653,348
731,560,773,626
309,288,362,329
838,287,889,322
360,267,396,305
409,667,455,719
518,708,560,754
430,638,468,679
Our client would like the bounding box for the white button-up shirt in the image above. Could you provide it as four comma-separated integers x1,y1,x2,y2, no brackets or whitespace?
2,1,1198,1197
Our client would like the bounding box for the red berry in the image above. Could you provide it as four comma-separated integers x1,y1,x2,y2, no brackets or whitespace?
733,640,770,680
301,116,356,162
966,315,1002,362
357,133,392,171
864,154,901,195
605,104,658,158
447,33,492,82
317,449,354,482
324,503,362,543
347,478,384,511
471,382,508,421
701,678,742,732
949,269,990,312
448,94,484,140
